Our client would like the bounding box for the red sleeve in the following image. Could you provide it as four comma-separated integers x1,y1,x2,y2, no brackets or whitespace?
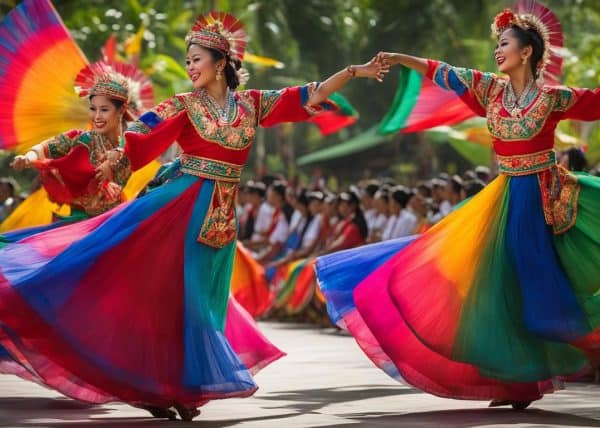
246,83,340,127
124,96,187,171
553,86,600,121
426,59,501,117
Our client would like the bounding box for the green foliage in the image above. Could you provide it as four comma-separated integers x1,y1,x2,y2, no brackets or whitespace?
2,0,600,180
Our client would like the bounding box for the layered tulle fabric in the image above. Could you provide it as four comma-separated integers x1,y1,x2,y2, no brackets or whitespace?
316,172,600,400
230,242,274,318
0,174,283,407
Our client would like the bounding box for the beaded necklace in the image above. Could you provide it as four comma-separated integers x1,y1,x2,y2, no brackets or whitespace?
195,87,238,124
503,78,538,118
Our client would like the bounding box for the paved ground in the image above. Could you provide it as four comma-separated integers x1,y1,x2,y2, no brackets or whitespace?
0,322,598,427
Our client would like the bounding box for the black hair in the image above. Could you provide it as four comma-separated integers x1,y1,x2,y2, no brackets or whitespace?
339,190,368,239
364,182,380,198
187,44,242,90
296,189,309,207
0,179,15,197
416,182,432,198
391,186,413,209
449,175,464,195
509,25,545,79
246,180,267,198
374,188,389,203
564,148,587,172
463,179,486,198
271,181,287,201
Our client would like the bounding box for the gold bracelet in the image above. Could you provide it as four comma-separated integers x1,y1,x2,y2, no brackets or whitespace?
346,65,356,78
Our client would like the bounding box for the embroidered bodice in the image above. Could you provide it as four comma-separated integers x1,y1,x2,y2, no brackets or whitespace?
124,83,331,171
42,129,131,215
426,60,600,157
123,83,336,248
427,60,600,236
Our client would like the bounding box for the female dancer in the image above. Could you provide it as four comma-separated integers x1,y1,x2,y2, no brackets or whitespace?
316,3,600,409
0,11,386,421
10,62,138,219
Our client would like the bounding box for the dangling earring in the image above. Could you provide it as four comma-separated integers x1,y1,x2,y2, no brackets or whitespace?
118,115,124,145
216,69,222,81
522,57,527,65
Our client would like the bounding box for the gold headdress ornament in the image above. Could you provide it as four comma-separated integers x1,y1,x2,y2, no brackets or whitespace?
185,11,247,62
491,0,564,85
74,60,154,121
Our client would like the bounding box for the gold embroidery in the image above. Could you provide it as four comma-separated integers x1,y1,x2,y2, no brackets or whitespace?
487,89,555,141
197,180,238,248
179,91,256,150
432,62,504,109
179,154,243,182
538,165,580,235
486,86,578,141
258,89,283,122
497,150,555,176
154,96,186,121
552,87,578,112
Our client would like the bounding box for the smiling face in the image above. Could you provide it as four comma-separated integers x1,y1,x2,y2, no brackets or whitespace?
89,95,123,137
185,44,225,90
495,28,532,75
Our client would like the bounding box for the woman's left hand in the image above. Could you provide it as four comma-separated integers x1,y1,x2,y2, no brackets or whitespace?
95,160,113,182
354,57,391,82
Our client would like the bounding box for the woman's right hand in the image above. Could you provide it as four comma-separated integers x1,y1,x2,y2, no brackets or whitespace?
375,52,402,67
10,152,37,171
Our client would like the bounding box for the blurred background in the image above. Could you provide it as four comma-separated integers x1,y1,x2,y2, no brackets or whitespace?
1,0,600,188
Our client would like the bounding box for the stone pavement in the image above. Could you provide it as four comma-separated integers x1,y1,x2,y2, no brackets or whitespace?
0,322,598,427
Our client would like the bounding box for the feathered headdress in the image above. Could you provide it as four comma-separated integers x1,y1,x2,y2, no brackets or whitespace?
74,60,154,120
491,0,564,84
185,11,247,62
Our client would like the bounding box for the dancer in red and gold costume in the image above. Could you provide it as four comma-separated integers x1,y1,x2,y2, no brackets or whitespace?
0,9,387,421
317,1,600,409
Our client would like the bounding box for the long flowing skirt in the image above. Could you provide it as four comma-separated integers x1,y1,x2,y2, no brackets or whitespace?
0,173,283,407
316,173,600,401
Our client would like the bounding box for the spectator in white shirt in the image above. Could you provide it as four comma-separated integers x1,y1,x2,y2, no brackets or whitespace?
254,181,290,264
444,174,465,211
391,186,418,238
361,180,380,233
239,180,267,243
367,187,390,243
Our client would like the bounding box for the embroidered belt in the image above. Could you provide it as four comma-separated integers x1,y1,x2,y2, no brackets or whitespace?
180,154,243,183
497,150,556,176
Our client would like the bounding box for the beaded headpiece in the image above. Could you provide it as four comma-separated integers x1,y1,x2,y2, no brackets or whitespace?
74,60,154,120
491,0,563,84
185,11,247,62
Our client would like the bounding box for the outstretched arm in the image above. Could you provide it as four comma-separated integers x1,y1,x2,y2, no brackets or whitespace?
376,52,429,75
11,130,84,171
306,57,390,107
378,52,498,117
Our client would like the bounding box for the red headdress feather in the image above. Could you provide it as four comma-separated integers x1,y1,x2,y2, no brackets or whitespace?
186,11,247,62
74,60,154,119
